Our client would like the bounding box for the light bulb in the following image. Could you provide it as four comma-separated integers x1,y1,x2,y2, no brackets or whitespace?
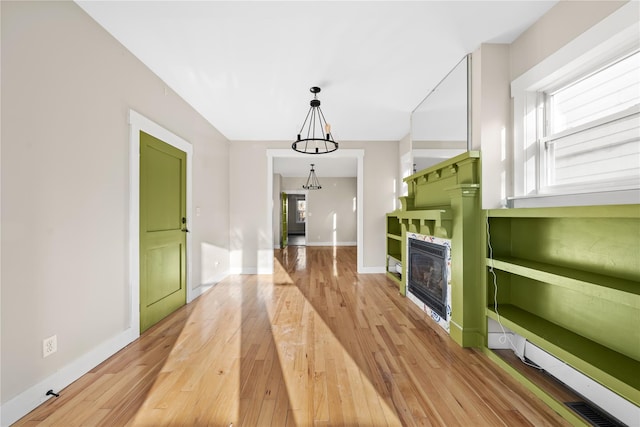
325,123,331,134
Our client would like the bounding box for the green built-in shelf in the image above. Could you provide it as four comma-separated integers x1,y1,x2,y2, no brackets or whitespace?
484,204,640,425
487,204,640,218
486,305,640,406
387,233,401,241
486,257,639,307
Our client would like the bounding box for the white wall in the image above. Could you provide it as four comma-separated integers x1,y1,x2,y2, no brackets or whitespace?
471,44,511,209
398,133,411,202
283,178,357,245
1,1,229,421
229,140,397,274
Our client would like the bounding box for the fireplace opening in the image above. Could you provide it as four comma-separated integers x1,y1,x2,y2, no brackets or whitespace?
408,238,449,318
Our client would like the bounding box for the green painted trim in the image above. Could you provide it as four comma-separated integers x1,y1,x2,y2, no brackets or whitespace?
450,324,483,348
386,272,401,286
482,348,589,427
486,257,640,303
487,204,640,218
388,209,451,220
281,192,288,247
404,150,480,182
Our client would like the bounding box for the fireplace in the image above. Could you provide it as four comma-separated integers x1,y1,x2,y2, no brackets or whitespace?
408,237,449,319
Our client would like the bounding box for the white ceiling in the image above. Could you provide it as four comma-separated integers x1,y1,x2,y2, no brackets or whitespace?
76,1,556,177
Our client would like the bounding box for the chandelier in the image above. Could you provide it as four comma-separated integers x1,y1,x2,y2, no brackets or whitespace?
302,164,322,190
292,87,338,154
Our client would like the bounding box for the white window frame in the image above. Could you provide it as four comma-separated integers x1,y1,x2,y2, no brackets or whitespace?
511,2,640,208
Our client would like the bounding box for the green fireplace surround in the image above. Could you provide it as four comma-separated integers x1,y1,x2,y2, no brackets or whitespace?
386,151,640,424
386,151,483,348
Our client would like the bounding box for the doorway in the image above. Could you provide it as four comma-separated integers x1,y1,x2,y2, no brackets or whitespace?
287,193,306,246
129,109,193,338
266,149,365,274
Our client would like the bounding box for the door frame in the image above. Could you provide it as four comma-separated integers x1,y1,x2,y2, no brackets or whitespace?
128,109,193,337
267,149,364,273
284,190,308,244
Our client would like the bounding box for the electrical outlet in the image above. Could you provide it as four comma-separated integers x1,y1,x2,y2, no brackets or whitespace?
43,335,57,358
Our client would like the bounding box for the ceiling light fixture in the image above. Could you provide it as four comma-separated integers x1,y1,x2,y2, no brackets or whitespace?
302,164,322,190
292,87,338,154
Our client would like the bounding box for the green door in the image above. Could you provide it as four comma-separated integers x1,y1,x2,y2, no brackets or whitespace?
140,131,187,333
281,192,288,248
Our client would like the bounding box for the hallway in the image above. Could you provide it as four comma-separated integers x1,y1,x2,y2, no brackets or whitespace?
287,234,306,246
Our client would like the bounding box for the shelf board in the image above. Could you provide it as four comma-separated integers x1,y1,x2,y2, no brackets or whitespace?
486,257,640,306
487,204,640,219
486,305,640,406
386,233,402,241
394,209,452,221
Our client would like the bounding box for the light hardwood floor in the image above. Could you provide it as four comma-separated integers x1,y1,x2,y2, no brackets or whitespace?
14,246,569,426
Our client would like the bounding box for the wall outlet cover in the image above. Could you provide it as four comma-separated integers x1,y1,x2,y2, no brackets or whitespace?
43,335,57,358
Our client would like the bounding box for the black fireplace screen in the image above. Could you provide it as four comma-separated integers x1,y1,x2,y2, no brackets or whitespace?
408,238,448,318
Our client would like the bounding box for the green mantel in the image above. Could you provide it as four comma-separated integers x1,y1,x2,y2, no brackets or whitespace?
386,151,483,348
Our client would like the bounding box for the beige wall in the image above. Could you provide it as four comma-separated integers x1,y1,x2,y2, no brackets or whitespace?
1,0,229,410
282,178,357,245
509,1,627,81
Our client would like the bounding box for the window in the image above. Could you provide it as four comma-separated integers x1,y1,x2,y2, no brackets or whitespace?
541,51,640,191
511,4,640,206
296,199,306,223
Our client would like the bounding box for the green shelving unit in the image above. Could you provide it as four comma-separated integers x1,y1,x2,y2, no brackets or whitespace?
484,204,640,413
386,213,402,285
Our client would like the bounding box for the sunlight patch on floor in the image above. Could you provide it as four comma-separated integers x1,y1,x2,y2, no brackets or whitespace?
129,279,243,426
266,260,402,426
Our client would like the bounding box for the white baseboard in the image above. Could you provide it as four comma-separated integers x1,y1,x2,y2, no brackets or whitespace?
359,266,386,274
190,284,213,301
190,273,228,301
1,328,137,427
487,332,514,350
305,241,357,246
524,341,639,426
229,267,257,275
224,265,386,275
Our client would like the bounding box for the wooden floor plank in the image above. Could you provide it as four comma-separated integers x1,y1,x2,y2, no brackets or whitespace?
13,246,570,426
